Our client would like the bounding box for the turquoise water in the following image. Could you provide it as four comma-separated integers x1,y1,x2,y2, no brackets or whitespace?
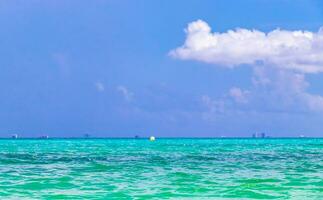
0,138,322,199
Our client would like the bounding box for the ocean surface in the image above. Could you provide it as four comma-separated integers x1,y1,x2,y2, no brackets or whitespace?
0,138,322,199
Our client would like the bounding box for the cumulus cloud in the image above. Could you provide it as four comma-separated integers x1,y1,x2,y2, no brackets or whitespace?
170,20,323,73
171,20,323,114
117,85,134,102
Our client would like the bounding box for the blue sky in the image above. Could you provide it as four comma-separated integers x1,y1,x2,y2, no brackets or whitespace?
1,0,323,137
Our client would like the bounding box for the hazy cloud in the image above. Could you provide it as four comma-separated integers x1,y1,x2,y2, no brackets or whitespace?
117,85,134,102
95,81,105,92
52,53,71,77
229,87,250,104
250,67,323,112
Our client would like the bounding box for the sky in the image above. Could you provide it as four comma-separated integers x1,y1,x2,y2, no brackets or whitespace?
1,0,323,137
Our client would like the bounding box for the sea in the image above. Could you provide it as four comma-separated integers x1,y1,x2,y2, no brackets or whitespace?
0,138,322,199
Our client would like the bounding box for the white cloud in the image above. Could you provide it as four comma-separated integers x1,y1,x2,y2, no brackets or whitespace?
95,81,105,92
117,85,133,102
171,20,323,114
229,87,250,104
170,20,323,73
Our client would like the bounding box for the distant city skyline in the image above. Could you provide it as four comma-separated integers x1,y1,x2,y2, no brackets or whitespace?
1,0,323,137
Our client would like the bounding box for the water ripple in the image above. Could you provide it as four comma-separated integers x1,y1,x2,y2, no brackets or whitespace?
0,139,321,199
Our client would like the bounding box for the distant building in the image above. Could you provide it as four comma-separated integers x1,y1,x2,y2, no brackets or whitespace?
84,134,90,138
252,132,267,138
11,134,18,139
40,135,49,139
261,133,266,138
252,133,259,138
134,135,140,139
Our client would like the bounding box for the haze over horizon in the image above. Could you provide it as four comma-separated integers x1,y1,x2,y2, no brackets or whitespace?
2,0,323,138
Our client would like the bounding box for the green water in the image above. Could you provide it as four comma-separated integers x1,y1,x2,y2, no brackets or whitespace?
0,139,322,199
